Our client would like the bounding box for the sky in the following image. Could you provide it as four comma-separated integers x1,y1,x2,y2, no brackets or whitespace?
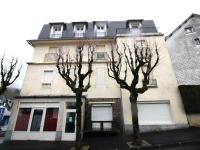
0,0,199,88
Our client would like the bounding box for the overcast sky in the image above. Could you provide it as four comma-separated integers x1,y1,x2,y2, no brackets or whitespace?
0,0,199,88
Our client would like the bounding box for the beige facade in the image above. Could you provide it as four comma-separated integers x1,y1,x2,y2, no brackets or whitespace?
5,20,189,141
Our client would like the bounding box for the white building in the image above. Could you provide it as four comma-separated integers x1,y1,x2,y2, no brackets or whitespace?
5,20,188,141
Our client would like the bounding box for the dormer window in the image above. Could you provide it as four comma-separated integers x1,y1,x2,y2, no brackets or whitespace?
74,24,86,38
128,20,142,35
50,23,64,38
94,22,107,37
185,26,194,34
194,38,200,45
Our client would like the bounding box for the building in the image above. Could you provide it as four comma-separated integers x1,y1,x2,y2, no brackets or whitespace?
5,19,188,141
166,13,200,126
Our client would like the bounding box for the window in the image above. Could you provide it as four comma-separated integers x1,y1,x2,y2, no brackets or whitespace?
95,22,107,37
42,70,53,86
66,102,76,109
43,108,59,131
128,21,142,35
74,24,86,38
15,108,31,131
44,47,59,62
136,40,147,48
129,21,141,29
50,25,63,38
91,105,113,131
185,27,194,33
30,109,43,131
76,46,83,55
95,52,107,60
96,68,105,87
194,38,200,45
138,103,172,124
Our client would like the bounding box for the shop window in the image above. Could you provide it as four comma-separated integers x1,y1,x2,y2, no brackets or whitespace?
15,108,31,131
30,109,43,131
43,108,59,131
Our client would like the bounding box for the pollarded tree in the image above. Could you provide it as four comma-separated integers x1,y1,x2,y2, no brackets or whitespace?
107,41,159,146
0,54,22,95
56,43,94,150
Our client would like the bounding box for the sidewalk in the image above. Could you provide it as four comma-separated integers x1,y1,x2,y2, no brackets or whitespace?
0,127,200,150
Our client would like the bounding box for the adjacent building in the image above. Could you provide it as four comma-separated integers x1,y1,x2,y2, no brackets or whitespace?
5,19,188,141
166,13,200,126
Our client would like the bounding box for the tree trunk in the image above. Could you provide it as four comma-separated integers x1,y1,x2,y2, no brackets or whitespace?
0,85,6,95
130,93,141,146
75,92,83,150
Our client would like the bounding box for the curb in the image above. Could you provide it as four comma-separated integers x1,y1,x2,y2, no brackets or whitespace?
128,139,200,150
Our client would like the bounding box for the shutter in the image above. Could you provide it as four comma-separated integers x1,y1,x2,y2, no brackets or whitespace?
96,68,105,87
43,71,53,84
91,106,112,121
138,103,172,124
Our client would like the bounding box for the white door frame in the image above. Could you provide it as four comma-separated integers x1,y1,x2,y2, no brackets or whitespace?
62,109,76,141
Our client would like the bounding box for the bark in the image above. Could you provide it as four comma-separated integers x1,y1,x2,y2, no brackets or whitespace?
0,85,6,95
130,92,141,146
75,91,82,150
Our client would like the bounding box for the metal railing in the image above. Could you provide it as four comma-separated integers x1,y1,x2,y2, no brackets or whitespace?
116,27,158,36
44,53,58,62
74,32,86,38
50,33,62,38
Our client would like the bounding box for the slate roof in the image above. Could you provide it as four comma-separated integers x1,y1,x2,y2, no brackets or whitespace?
166,13,200,40
38,20,158,40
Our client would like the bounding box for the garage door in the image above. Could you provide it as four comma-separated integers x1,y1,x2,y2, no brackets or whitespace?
138,103,172,125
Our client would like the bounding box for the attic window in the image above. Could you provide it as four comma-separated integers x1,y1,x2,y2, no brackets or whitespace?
74,24,86,38
194,38,200,45
185,27,194,33
95,22,107,37
128,21,142,29
50,24,63,38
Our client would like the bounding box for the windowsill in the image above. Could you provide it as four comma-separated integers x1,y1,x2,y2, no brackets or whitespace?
185,31,196,35
41,83,51,88
147,84,158,88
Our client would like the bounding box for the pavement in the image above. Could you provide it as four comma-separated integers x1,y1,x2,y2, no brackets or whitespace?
0,127,200,150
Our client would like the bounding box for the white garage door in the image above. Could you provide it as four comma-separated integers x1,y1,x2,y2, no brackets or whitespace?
138,103,172,125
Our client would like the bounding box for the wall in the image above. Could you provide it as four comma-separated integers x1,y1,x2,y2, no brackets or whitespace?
116,36,188,133
166,17,200,85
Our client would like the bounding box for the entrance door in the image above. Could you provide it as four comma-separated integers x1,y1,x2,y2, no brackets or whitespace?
62,109,76,141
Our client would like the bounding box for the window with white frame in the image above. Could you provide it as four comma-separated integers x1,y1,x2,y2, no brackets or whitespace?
95,52,107,60
50,25,63,38
42,70,53,85
185,26,194,34
142,66,157,87
138,102,172,124
74,24,86,38
95,45,106,60
44,47,59,62
96,68,105,87
129,21,142,35
95,22,107,37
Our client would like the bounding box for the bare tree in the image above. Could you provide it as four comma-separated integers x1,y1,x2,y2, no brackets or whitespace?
0,54,22,95
56,44,94,150
107,41,159,145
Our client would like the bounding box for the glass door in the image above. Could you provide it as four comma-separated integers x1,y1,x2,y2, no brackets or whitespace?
62,109,76,141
